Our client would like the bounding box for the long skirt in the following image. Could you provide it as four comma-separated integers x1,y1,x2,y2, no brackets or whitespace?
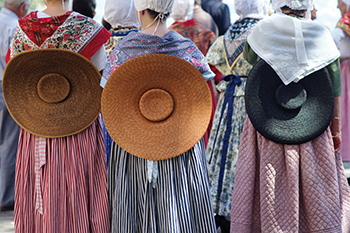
340,60,350,161
14,117,110,233
230,118,350,233
206,78,246,217
108,139,217,233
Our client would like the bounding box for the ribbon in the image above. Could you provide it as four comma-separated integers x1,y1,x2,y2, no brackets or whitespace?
293,18,308,65
35,136,46,215
208,75,243,205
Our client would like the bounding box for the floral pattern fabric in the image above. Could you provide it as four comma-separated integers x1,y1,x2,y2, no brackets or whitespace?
10,11,110,60
205,18,258,217
337,13,350,39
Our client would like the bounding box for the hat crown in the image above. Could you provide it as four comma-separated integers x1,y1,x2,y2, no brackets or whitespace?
37,73,70,104
276,83,307,110
139,89,174,122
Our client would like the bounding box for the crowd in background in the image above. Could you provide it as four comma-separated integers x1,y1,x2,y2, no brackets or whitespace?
0,0,350,232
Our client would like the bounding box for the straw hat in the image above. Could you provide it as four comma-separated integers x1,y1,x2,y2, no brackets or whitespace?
245,59,334,144
3,49,102,138
101,54,212,161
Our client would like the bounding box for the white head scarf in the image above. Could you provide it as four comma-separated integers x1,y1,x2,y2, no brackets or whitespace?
235,0,270,19
134,0,175,14
171,0,192,21
104,0,140,29
343,0,350,6
272,0,313,11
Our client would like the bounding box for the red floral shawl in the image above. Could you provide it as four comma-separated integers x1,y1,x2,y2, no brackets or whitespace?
337,13,350,38
6,11,110,62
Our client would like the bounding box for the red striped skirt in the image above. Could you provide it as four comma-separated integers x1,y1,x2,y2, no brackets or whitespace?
14,117,110,233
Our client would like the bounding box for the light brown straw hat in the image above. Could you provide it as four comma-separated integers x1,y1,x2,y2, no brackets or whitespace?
2,49,102,138
101,54,212,161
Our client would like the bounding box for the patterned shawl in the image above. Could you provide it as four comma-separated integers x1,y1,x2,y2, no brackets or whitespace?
223,18,258,67
337,13,350,38
101,30,214,87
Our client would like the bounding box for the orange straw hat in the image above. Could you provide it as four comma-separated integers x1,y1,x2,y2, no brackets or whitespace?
101,54,212,161
2,49,102,138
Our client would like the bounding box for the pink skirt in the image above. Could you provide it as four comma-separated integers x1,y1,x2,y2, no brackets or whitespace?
230,118,350,233
340,60,350,161
14,117,110,233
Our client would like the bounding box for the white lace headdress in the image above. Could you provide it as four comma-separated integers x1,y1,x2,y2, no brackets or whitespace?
235,0,270,19
104,0,140,29
134,0,175,14
171,0,193,20
272,0,313,11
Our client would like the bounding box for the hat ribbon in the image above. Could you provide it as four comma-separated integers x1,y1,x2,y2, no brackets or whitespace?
293,17,308,65
35,136,47,215
207,75,243,206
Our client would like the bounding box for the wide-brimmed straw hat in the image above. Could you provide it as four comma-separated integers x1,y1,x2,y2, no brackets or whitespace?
3,49,102,138
102,54,212,161
245,59,334,144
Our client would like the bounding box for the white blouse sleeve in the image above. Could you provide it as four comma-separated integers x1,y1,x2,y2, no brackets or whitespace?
89,45,107,72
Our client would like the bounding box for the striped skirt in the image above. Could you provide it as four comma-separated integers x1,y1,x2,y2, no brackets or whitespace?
14,117,110,233
108,139,217,233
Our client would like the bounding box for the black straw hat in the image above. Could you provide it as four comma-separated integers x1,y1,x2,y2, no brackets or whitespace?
245,59,334,144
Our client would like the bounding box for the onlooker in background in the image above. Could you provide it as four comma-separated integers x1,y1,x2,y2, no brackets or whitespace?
201,0,231,36
72,0,96,18
169,0,221,149
205,0,269,232
332,0,350,163
0,0,30,212
192,0,219,37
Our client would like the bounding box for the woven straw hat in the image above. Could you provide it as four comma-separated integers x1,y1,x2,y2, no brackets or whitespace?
245,59,334,144
102,54,212,161
3,49,102,138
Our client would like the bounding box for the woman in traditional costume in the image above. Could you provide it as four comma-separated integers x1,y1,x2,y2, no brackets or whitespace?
204,1,269,232
332,0,350,162
168,0,221,148
6,0,111,232
101,0,217,232
229,0,350,232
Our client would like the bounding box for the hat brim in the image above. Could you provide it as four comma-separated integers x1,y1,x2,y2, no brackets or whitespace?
245,59,334,144
101,54,212,160
3,49,102,138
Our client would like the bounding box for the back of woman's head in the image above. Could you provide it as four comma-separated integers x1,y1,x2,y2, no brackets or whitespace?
171,0,192,21
134,0,175,15
4,0,30,9
272,0,312,12
235,0,270,19
104,0,139,29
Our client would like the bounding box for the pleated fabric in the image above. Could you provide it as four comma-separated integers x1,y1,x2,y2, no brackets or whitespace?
108,139,217,233
14,117,110,233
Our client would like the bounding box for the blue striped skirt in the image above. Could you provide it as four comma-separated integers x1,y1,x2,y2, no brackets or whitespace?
108,139,217,233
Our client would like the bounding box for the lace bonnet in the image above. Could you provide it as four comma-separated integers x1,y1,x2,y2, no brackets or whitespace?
235,0,270,19
343,0,350,6
104,0,139,28
134,0,175,14
272,0,313,11
171,0,193,20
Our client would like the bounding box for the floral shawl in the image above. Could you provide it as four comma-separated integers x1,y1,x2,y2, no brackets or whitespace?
337,13,350,39
168,18,217,56
101,30,214,87
7,11,110,61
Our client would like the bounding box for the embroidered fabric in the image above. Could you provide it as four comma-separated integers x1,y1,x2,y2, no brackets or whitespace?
247,13,339,85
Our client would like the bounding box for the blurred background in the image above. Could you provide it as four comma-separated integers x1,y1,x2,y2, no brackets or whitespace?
0,0,343,31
